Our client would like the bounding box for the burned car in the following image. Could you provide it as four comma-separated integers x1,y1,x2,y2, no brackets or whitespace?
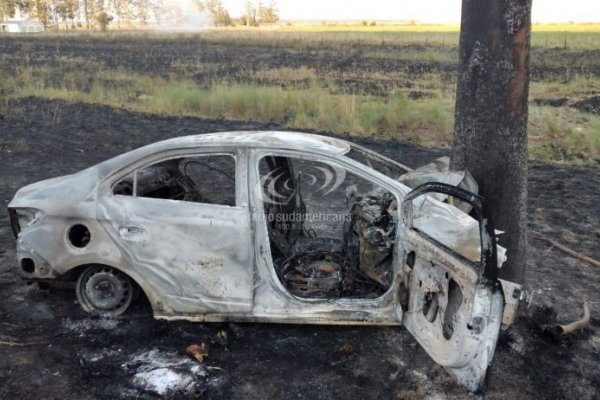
8,131,521,391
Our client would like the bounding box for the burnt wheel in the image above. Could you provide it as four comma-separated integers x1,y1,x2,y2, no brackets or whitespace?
76,265,134,316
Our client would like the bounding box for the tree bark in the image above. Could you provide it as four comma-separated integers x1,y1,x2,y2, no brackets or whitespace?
452,0,532,284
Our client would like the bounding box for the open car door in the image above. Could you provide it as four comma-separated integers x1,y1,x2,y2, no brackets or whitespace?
400,182,507,392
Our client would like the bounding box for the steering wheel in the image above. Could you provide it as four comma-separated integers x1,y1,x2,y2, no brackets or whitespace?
176,175,203,202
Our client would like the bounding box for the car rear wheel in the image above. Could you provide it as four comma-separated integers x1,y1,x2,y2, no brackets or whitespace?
76,265,134,316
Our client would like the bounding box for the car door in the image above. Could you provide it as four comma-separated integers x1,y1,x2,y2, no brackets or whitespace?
399,182,505,392
96,149,254,314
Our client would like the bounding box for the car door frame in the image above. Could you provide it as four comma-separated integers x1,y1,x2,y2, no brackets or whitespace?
247,147,411,323
95,146,255,317
398,182,504,391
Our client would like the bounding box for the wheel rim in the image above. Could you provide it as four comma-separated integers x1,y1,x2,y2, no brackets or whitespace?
77,266,133,316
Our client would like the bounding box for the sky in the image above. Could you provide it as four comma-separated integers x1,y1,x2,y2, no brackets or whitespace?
220,0,600,23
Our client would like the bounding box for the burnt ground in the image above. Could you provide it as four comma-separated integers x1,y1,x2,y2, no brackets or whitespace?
0,98,599,399
1,36,599,111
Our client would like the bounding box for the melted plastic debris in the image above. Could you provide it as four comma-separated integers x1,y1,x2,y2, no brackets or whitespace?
133,368,191,396
122,349,207,396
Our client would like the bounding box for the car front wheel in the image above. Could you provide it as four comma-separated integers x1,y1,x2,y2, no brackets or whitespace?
76,265,134,316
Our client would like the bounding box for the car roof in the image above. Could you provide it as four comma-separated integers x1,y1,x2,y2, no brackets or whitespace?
151,131,351,154
91,131,354,178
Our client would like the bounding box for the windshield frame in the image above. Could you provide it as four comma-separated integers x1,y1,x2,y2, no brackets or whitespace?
345,143,413,180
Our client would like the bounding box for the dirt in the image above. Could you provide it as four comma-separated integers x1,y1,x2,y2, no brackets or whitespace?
533,95,600,115
570,95,600,114
0,97,598,399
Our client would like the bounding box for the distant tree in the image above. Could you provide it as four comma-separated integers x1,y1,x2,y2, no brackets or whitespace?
243,0,256,26
55,0,79,28
109,0,132,28
79,0,103,29
0,0,17,21
213,7,231,26
95,9,112,31
28,0,52,28
133,0,150,25
80,0,91,29
257,1,278,25
200,0,232,26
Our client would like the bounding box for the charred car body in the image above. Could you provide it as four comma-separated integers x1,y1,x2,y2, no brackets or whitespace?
8,131,522,391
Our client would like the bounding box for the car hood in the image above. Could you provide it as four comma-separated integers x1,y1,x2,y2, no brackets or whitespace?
397,156,478,213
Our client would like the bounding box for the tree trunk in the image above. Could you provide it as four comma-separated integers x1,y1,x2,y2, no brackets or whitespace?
84,1,89,30
452,0,532,285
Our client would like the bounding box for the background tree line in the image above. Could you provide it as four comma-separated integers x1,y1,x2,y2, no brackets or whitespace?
0,0,279,30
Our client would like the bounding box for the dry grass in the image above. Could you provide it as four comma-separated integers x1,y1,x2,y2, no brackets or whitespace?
8,65,453,146
252,66,319,82
3,26,600,166
529,106,600,165
530,76,600,100
5,63,599,164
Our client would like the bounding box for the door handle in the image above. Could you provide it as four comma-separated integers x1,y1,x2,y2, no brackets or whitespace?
119,225,146,238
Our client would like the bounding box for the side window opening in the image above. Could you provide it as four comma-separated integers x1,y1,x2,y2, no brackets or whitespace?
113,154,236,206
113,172,135,196
259,155,397,300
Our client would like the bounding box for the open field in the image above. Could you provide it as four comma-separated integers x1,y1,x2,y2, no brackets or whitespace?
37,22,600,48
1,31,599,165
184,24,600,49
0,30,599,399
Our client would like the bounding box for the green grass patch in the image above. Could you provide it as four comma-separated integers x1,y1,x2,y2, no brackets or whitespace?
530,76,600,99
529,106,600,165
5,65,600,165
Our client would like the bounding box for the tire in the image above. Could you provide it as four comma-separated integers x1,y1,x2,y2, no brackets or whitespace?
76,265,134,316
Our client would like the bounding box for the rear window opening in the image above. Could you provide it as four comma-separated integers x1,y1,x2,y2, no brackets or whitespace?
259,155,398,300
